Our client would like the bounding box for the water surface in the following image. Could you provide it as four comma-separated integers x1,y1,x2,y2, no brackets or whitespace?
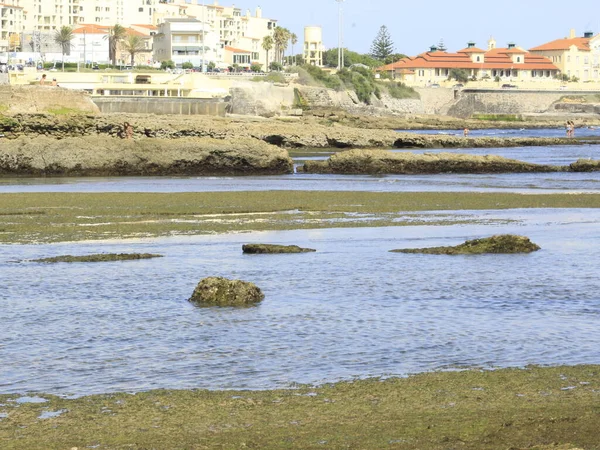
2,209,599,395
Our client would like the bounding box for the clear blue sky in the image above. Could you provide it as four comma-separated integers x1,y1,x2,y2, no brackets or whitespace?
230,0,600,55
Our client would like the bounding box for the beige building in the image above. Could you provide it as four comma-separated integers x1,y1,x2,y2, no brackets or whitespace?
304,26,323,66
530,29,600,81
0,0,25,52
23,0,84,31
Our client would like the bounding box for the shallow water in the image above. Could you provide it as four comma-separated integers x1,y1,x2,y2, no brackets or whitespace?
0,144,599,194
2,209,600,395
397,127,600,139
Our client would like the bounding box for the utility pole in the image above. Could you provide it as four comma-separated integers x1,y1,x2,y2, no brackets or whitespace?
201,0,206,72
336,0,345,70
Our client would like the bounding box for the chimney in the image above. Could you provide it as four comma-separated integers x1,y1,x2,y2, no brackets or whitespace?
508,42,516,49
467,41,475,48
255,6,262,18
584,31,594,38
569,29,576,39
488,36,496,50
430,45,438,52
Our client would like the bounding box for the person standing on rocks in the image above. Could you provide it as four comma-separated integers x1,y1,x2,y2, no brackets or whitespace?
123,122,134,139
463,127,469,137
39,74,47,85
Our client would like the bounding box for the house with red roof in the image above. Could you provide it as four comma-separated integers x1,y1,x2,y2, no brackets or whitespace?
379,38,559,86
529,29,600,81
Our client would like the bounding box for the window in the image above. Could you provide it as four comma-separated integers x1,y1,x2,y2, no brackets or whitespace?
476,56,480,62
517,56,521,62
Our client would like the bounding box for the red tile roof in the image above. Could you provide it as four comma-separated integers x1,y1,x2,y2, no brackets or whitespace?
73,24,111,34
530,37,591,51
379,47,558,72
224,46,251,53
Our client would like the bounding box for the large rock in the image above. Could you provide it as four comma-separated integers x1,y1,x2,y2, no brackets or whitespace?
189,277,264,307
242,243,316,254
569,158,600,172
0,135,293,176
390,235,541,255
31,253,162,263
301,149,560,174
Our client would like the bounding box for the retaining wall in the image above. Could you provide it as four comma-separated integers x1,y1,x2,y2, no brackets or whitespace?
93,97,228,116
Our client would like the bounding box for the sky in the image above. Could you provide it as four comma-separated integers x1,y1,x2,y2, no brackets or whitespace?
228,0,600,56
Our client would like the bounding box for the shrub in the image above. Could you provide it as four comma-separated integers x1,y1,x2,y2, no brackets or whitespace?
269,62,283,72
250,63,262,73
160,60,175,70
385,82,420,99
181,62,193,69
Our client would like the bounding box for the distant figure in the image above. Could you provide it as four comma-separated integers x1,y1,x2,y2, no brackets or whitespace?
123,122,133,139
570,121,576,137
565,121,571,137
463,127,469,137
566,120,575,138
39,74,47,85
51,78,58,87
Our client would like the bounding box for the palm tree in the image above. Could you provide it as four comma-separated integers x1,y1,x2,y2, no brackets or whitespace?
290,33,298,66
104,24,127,66
262,35,273,71
121,34,147,67
273,27,290,64
53,26,73,71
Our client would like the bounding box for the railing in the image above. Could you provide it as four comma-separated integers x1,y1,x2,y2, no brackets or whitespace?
202,71,299,78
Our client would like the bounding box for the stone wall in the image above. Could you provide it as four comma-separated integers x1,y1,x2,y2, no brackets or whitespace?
93,97,227,116
446,90,566,118
414,88,456,115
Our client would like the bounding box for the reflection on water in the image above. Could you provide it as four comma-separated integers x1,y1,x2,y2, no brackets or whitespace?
1,209,600,395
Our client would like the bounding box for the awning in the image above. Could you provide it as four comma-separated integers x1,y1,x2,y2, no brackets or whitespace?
172,46,201,52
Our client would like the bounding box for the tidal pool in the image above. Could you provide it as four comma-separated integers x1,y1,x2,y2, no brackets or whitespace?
1,208,599,395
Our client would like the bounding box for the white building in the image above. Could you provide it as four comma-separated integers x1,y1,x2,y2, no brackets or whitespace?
0,0,25,53
153,18,221,68
304,26,323,67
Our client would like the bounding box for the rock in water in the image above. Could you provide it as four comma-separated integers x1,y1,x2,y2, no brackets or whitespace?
189,277,264,307
390,235,541,255
242,244,316,254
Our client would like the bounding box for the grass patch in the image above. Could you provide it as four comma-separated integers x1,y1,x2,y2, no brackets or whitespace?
44,107,86,116
252,72,287,84
0,365,598,449
471,114,524,122
2,191,600,244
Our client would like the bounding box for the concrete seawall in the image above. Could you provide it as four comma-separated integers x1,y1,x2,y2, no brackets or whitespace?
93,97,228,116
446,89,592,118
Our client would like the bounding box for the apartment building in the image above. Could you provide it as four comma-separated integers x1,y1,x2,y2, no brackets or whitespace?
0,0,25,52
25,0,84,31
529,29,600,81
153,18,221,68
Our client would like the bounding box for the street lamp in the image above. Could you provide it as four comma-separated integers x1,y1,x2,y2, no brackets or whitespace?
201,0,206,72
336,0,345,70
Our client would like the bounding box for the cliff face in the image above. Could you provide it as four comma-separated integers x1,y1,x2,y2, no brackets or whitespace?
0,85,100,114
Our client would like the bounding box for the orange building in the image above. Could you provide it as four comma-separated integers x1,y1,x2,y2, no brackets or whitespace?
379,39,559,86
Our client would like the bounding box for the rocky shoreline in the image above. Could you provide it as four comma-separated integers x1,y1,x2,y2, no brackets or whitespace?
1,113,599,176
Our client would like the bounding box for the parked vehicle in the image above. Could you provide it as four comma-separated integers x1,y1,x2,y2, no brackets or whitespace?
501,84,518,89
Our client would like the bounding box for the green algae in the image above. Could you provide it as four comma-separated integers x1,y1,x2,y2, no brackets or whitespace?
1,365,598,449
189,276,264,307
242,243,317,254
391,234,541,255
31,253,163,263
2,191,600,244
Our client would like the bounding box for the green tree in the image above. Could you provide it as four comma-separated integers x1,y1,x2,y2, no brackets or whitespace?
370,25,395,61
273,27,290,64
121,34,146,67
437,38,447,52
53,26,73,72
290,33,298,65
448,68,469,83
323,48,381,68
182,61,194,69
104,24,128,66
160,60,175,70
262,35,274,71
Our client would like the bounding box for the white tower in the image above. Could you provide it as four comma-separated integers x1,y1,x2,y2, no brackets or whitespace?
304,26,323,67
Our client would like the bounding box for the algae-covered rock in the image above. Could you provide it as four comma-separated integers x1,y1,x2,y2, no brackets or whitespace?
569,159,600,172
32,253,163,263
189,277,264,307
242,244,316,254
391,234,541,255
301,149,559,175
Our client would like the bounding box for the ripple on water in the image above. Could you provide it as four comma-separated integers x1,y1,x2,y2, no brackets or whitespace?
1,209,600,395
